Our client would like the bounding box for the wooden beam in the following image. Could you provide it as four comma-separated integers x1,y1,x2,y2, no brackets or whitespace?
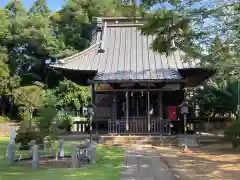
112,92,117,121
126,92,129,133
96,88,181,92
159,92,163,118
147,90,150,134
91,84,96,104
136,92,139,117
91,84,97,133
88,79,187,84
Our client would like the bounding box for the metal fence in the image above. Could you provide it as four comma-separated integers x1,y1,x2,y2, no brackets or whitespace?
108,117,171,135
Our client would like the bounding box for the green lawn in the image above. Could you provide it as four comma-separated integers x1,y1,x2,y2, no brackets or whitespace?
0,137,124,180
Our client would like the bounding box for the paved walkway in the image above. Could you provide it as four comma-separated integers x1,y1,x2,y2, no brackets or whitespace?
120,146,177,180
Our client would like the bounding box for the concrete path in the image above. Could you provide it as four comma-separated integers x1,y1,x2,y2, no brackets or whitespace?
120,146,177,180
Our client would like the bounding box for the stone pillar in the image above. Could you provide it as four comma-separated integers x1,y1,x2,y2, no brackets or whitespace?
70,144,80,168
28,140,36,158
58,139,64,158
87,142,97,164
32,145,39,170
6,141,15,165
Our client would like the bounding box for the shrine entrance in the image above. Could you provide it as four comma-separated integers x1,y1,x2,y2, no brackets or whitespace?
107,90,170,135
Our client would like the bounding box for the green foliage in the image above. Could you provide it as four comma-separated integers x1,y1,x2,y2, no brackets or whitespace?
15,120,41,150
54,79,90,109
0,116,9,122
57,114,74,132
193,80,239,118
0,76,20,96
139,0,239,67
0,46,10,77
15,90,58,148
140,0,240,120
35,90,59,137
13,85,44,121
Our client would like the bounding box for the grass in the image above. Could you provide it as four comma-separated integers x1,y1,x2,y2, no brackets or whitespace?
0,137,124,180
0,116,9,123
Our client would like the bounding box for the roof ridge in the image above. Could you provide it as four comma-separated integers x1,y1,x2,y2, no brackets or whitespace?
107,23,144,27
93,17,142,20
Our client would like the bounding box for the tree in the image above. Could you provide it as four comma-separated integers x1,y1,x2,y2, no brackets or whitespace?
0,0,141,121
35,90,59,137
54,79,90,110
139,1,239,67
139,0,239,110
13,85,44,121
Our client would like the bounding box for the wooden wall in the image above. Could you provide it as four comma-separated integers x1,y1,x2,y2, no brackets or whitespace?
94,93,113,121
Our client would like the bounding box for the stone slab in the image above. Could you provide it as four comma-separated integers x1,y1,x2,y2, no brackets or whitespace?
120,147,177,180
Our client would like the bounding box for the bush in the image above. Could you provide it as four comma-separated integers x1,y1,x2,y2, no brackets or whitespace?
0,116,9,123
58,115,73,132
224,120,240,148
15,121,42,150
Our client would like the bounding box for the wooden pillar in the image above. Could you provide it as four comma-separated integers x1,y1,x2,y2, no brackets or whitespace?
136,92,139,117
126,91,129,133
112,92,117,120
91,84,96,134
158,92,163,118
147,90,151,134
91,84,96,104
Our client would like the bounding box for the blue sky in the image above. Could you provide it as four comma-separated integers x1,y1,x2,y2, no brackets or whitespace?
0,0,65,11
0,0,216,12
0,0,142,11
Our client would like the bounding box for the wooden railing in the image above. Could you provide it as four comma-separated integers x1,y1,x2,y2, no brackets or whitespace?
129,117,148,134
151,117,171,135
108,117,171,135
108,119,126,135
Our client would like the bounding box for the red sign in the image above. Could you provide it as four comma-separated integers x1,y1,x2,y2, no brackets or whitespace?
168,106,177,120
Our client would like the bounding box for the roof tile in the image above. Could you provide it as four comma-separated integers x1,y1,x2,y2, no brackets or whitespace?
51,19,199,82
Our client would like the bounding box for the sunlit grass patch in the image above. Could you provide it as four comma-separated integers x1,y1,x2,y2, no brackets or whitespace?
0,138,124,180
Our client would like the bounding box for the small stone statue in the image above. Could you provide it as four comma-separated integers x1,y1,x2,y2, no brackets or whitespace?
31,145,39,170
6,141,16,165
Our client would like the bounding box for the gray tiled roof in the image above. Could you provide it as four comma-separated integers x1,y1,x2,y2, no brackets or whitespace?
51,17,199,82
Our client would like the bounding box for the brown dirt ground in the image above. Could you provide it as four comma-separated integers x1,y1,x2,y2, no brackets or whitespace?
154,144,240,180
16,157,73,168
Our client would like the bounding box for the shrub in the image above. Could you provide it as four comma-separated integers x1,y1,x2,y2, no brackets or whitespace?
58,115,73,132
35,90,59,138
224,120,240,148
15,121,41,150
0,116,9,123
